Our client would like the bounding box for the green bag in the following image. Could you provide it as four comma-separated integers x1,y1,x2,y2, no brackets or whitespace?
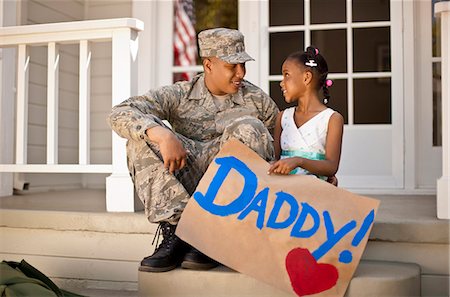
0,260,85,297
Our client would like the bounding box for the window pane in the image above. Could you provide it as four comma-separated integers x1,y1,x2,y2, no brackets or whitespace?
270,0,304,26
327,79,348,124
353,27,390,72
433,62,442,146
432,4,441,58
353,0,390,22
354,78,391,124
311,30,347,73
311,0,346,24
270,31,304,75
270,81,296,110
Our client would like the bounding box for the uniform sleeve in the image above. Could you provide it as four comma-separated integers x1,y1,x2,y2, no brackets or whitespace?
259,91,280,136
107,84,182,142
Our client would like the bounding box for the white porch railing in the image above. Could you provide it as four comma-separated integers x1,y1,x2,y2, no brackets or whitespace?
0,18,143,212
435,2,450,220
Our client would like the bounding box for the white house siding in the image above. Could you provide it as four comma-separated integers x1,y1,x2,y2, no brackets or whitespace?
24,0,85,191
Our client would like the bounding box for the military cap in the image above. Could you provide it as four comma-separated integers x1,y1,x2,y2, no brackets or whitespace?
198,28,254,64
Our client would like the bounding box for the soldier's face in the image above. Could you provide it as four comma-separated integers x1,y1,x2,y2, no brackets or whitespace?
204,57,246,95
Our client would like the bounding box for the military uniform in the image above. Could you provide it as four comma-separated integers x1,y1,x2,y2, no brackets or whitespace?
108,28,279,225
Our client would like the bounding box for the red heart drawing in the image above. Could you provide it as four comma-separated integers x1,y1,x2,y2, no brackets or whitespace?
285,247,338,296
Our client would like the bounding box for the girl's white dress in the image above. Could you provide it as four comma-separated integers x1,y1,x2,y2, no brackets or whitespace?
280,107,335,178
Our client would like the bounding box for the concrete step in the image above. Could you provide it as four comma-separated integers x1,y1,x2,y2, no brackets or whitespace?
138,260,421,297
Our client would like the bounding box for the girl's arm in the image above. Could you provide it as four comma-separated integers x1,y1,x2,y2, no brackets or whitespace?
273,111,284,161
268,112,344,176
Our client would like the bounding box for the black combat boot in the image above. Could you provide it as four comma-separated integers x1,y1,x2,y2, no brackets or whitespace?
139,222,188,272
181,246,219,270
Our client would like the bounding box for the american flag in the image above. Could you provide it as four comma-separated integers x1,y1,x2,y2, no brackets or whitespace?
174,0,197,82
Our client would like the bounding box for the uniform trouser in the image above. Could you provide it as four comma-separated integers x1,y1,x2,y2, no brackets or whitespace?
126,116,274,224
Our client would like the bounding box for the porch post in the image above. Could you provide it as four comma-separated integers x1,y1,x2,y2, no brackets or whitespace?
435,1,450,219
106,27,140,212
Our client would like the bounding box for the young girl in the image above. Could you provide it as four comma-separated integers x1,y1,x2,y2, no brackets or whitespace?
268,46,344,183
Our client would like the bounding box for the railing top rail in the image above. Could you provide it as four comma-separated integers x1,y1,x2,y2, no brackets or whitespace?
0,18,144,47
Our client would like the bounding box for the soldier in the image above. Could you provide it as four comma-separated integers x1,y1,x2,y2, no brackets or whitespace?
108,28,279,272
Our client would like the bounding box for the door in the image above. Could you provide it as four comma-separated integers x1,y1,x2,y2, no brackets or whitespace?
252,0,405,190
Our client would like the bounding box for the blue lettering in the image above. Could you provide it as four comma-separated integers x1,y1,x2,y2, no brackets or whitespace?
352,209,375,246
193,156,257,216
237,188,269,229
290,202,320,238
266,191,299,230
312,211,357,260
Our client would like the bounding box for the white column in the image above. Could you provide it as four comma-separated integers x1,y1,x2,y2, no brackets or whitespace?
106,28,137,212
239,0,262,88
435,1,450,219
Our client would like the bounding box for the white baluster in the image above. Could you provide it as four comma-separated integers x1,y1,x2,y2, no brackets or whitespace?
16,44,29,165
79,40,91,165
47,42,59,164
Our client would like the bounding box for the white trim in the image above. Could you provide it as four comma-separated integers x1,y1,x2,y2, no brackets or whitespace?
269,72,392,81
402,0,417,191
0,18,143,47
132,0,156,92
346,0,354,125
390,0,405,190
0,164,112,173
239,0,262,86
435,1,450,219
156,1,173,87
416,0,442,189
267,21,392,32
259,0,269,94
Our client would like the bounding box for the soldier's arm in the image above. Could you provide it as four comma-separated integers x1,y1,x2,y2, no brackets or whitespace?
107,85,181,142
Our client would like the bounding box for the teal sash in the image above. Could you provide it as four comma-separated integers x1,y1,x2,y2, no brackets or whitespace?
281,149,326,179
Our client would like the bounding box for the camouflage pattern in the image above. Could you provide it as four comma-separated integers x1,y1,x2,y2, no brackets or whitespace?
108,73,279,223
198,28,254,64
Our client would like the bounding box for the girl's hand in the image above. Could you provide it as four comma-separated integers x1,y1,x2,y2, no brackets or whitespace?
267,158,301,175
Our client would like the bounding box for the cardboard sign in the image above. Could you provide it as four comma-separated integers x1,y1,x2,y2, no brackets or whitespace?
176,139,379,297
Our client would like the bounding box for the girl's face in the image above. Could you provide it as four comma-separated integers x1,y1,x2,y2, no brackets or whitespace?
280,59,309,103
204,57,246,95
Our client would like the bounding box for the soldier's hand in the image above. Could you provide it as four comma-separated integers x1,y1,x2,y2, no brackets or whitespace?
146,127,187,174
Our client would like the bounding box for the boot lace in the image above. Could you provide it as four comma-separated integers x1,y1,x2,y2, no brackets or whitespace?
152,222,177,253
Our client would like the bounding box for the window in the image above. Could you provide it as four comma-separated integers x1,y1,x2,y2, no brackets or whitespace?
267,0,392,125
432,0,442,146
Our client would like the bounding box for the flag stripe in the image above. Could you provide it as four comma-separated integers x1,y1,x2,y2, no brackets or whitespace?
174,0,197,81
